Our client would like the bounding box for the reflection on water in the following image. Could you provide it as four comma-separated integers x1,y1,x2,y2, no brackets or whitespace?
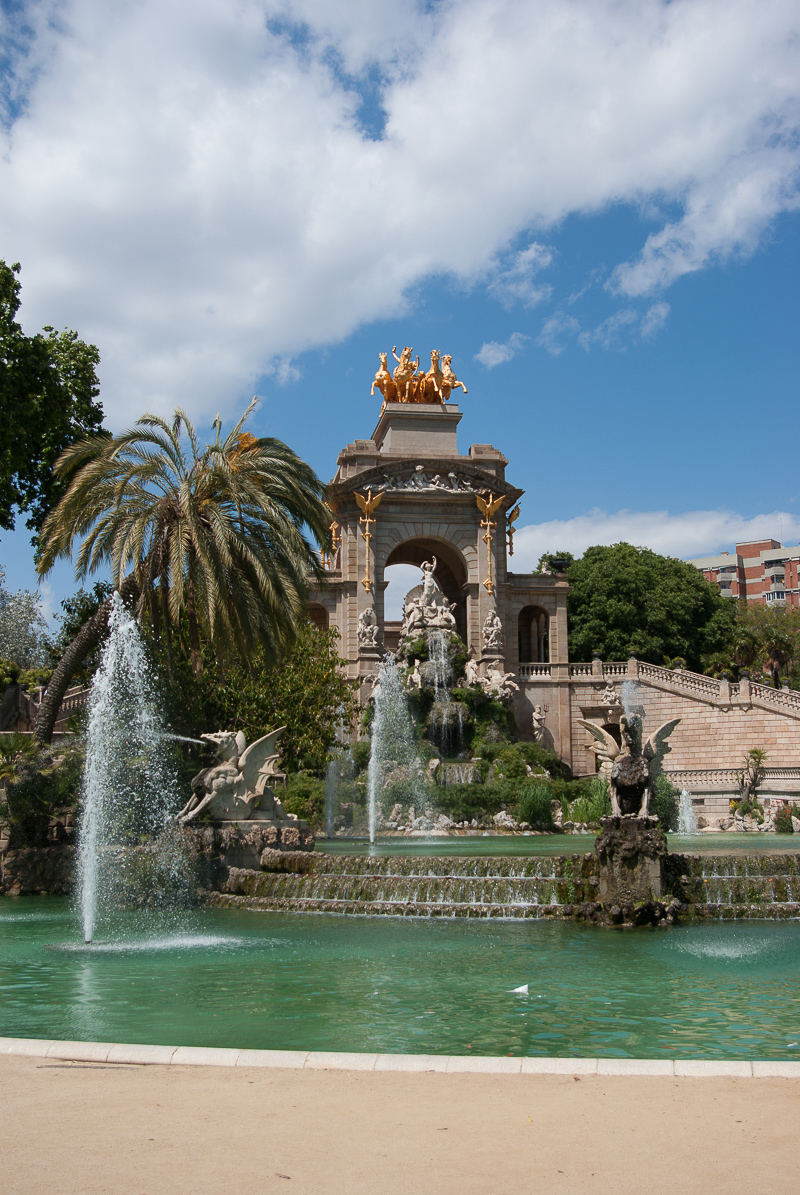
2,898,800,1060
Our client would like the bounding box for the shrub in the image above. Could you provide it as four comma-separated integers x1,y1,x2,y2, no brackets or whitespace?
651,774,679,830
282,771,324,827
775,805,794,834
350,741,371,774
0,739,83,847
569,777,611,825
516,782,556,826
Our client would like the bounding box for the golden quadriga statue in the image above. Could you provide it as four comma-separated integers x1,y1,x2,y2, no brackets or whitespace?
371,347,468,404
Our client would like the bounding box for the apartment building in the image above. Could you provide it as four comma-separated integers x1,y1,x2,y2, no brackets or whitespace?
688,539,800,607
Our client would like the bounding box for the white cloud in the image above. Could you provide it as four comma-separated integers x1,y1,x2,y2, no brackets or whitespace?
640,301,671,338
0,0,797,421
512,508,800,570
475,331,528,368
538,312,581,356
487,242,553,308
577,308,638,351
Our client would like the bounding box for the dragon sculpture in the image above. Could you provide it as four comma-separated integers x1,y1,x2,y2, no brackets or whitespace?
177,727,288,824
577,713,680,818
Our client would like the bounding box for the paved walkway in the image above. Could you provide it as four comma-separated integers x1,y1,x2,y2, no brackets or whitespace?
2,1044,799,1194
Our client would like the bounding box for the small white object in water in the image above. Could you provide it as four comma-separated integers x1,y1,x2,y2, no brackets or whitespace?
788,1042,798,1048
510,984,529,994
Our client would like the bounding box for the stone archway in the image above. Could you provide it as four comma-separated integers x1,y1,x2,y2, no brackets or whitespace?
383,537,468,642
306,602,329,632
518,604,549,663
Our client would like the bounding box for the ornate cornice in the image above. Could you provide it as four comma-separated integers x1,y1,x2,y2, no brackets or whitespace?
328,459,523,505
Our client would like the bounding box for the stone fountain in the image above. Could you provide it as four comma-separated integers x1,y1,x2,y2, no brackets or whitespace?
578,707,681,924
178,727,314,874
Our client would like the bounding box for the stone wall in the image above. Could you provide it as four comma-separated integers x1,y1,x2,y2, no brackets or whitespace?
0,845,75,895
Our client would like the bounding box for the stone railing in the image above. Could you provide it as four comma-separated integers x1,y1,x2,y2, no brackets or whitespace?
666,768,742,788
518,656,800,717
58,687,90,716
637,661,722,699
749,680,800,712
667,766,800,789
568,663,592,677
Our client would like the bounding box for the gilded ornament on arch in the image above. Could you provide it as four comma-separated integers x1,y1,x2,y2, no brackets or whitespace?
475,491,504,594
506,505,520,556
355,488,383,593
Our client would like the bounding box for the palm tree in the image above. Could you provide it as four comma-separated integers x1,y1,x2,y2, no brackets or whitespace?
35,401,330,743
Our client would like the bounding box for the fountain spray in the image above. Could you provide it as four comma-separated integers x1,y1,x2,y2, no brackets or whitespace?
78,593,182,943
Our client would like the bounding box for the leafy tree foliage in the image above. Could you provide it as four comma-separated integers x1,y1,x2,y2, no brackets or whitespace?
566,542,735,670
45,581,114,686
0,566,50,669
35,402,330,742
162,621,359,776
0,261,103,538
704,603,800,688
536,550,575,573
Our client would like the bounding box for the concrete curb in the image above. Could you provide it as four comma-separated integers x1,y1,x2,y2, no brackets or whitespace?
1,1037,800,1076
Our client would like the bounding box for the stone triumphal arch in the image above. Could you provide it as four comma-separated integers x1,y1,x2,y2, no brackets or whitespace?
308,348,800,825
309,354,572,757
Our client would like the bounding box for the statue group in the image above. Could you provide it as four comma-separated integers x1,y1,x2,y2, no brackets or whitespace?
399,557,458,637
372,347,468,405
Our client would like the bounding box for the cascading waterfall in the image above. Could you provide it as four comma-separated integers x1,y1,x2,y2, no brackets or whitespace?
78,593,184,943
367,655,425,843
678,788,699,834
429,630,451,702
427,629,467,758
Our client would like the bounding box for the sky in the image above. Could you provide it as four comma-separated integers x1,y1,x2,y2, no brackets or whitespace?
1,0,799,626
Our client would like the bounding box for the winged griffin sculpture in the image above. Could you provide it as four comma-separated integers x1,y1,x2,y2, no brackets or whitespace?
177,727,287,824
577,713,680,819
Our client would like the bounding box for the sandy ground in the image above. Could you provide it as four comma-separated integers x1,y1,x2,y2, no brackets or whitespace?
1,1055,798,1195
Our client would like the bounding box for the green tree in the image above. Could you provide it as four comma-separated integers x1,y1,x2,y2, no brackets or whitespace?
566,542,735,670
0,566,50,669
0,260,103,538
35,403,330,743
45,581,114,687
164,621,359,776
536,550,575,574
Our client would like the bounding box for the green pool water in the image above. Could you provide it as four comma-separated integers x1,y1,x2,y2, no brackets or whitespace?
317,833,800,857
2,898,799,1059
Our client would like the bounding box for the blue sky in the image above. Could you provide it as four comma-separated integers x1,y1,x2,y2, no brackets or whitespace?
1,1,799,626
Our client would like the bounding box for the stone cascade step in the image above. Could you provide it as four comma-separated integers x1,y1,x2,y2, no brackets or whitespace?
204,851,800,921
669,852,800,919
222,868,594,908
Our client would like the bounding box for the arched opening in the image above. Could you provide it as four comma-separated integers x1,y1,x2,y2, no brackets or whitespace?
518,605,549,663
383,538,468,643
306,602,329,632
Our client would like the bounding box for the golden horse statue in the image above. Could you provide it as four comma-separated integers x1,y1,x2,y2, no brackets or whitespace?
370,347,467,404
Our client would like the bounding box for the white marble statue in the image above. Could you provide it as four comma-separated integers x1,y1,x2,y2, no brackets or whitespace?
357,607,380,647
482,665,519,703
600,680,620,708
531,703,547,743
435,599,457,631
177,728,287,824
407,658,423,690
420,557,438,604
464,653,481,687
482,609,504,651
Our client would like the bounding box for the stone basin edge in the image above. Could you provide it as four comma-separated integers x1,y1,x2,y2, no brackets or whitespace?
1,1036,799,1077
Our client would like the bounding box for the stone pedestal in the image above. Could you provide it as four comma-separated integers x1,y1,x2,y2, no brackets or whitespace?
184,818,314,886
587,815,677,926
